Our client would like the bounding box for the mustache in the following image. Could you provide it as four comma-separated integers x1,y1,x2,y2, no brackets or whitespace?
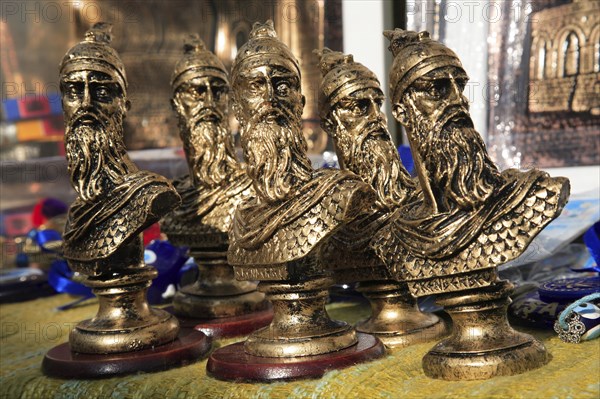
189,107,225,127
355,120,389,149
249,102,295,127
69,108,109,129
434,105,473,133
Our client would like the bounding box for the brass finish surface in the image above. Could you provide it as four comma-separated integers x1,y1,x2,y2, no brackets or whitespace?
245,276,357,358
173,253,268,319
228,21,376,358
59,23,182,354
423,281,548,380
161,35,267,319
316,48,444,347
376,29,570,296
355,282,446,348
370,28,571,379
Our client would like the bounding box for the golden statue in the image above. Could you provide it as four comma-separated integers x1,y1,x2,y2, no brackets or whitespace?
161,35,269,329
373,29,571,380
208,21,384,381
58,22,181,354
43,24,211,379
317,48,446,347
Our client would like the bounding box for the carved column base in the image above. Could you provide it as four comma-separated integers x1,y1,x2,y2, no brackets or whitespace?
173,254,269,319
245,277,357,357
70,266,179,354
355,281,447,348
422,280,548,380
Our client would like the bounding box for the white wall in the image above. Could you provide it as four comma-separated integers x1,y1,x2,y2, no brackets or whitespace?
342,1,387,88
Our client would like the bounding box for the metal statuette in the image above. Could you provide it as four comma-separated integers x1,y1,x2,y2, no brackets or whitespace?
316,48,446,347
224,21,379,360
193,23,389,381
374,29,571,380
58,22,182,354
161,35,268,324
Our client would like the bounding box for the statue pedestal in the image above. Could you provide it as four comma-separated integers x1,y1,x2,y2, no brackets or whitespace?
42,329,211,379
422,280,548,380
69,265,180,354
207,275,385,381
171,253,272,338
43,239,212,378
244,277,357,357
355,281,447,348
207,332,384,382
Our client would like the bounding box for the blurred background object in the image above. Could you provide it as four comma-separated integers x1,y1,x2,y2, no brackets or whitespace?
1,0,345,159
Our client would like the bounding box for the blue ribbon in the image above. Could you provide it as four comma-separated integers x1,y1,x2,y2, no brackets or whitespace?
48,259,94,298
398,145,415,176
31,228,95,302
34,229,63,252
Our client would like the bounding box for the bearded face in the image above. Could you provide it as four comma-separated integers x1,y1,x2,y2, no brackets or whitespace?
61,70,131,203
240,102,313,204
397,66,502,212
328,88,415,210
332,115,416,211
174,76,239,187
233,64,313,204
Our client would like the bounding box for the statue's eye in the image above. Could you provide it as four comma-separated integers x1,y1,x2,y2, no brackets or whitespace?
248,79,263,93
66,84,79,96
351,100,369,116
431,79,450,98
95,86,110,99
213,86,227,100
276,81,290,97
199,86,210,98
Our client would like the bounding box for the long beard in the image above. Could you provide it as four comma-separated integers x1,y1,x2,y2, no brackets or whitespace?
412,109,502,211
65,112,130,203
339,124,415,210
241,107,313,204
181,119,238,187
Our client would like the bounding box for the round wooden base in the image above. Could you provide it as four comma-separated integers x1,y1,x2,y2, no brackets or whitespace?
165,306,273,338
42,329,211,379
207,332,385,382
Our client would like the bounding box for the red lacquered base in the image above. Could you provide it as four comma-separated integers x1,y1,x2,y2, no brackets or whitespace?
206,332,385,382
165,306,273,338
42,329,211,379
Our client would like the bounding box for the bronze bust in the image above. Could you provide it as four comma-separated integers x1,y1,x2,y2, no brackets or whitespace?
317,48,446,347
373,29,570,379
59,23,181,354
227,21,377,358
161,35,268,323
